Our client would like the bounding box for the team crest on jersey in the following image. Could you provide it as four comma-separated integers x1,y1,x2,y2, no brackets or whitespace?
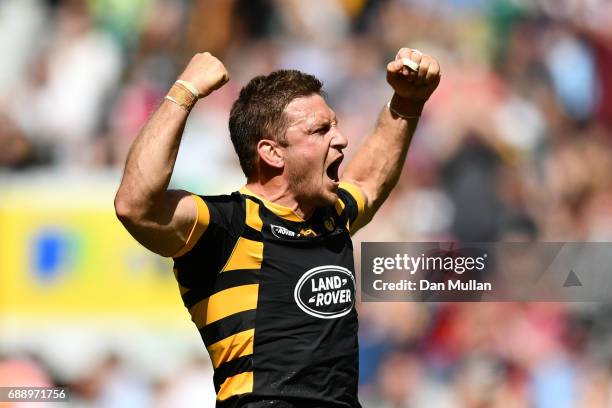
323,217,335,232
294,265,355,319
270,224,296,238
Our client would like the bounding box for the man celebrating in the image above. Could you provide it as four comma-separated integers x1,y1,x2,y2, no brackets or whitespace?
115,49,440,407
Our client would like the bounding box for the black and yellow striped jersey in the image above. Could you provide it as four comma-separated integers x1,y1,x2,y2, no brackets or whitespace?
172,182,367,408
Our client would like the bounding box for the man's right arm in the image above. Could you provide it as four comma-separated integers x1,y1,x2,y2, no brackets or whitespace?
114,52,229,257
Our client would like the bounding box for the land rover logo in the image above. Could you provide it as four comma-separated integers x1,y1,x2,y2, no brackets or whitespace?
271,224,296,238
294,265,355,319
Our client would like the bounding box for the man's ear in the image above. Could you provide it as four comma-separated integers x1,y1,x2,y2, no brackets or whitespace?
257,139,284,169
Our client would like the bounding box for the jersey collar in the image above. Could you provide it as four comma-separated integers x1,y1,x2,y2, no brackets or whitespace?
239,186,305,222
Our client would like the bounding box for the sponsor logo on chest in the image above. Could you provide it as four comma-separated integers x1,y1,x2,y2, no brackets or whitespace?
294,265,355,319
270,224,296,238
271,224,320,238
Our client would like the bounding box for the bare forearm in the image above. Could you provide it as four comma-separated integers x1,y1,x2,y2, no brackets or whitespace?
117,52,229,215
114,52,229,256
116,100,188,214
341,48,440,227
344,95,421,213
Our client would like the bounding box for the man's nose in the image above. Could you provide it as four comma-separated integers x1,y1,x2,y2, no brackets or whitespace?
331,128,348,149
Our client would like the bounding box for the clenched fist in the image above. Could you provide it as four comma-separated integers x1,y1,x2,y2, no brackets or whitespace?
386,48,441,103
178,52,229,98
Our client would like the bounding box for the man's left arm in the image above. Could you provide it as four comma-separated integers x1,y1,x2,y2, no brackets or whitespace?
341,48,441,232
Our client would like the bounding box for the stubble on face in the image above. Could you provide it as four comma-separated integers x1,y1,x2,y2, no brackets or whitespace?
282,96,341,207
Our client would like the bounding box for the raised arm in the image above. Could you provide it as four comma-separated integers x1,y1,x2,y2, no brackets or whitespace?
114,52,229,257
341,48,441,230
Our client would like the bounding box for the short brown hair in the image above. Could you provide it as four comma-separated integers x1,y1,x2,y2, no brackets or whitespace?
229,70,324,177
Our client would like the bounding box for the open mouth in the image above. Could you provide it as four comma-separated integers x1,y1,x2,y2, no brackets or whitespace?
326,155,343,183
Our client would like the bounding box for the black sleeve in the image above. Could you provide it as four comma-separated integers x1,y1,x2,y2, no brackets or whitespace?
172,192,244,289
337,182,367,233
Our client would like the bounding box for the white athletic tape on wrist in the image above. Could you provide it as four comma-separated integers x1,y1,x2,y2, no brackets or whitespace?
386,101,421,120
176,80,199,97
401,58,420,72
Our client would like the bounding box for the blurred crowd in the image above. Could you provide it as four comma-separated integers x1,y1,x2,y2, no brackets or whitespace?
2,0,612,406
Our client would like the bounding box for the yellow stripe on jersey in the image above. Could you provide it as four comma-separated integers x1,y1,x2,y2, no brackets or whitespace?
245,199,263,231
338,181,367,233
190,284,259,328
217,371,254,401
173,194,210,257
222,237,263,272
207,328,254,368
334,198,346,216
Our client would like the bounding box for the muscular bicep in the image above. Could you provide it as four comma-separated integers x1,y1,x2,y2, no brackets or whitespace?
116,190,208,257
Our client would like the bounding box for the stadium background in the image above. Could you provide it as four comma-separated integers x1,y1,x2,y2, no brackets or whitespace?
1,0,612,406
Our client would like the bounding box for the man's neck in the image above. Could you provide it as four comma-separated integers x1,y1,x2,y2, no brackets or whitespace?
245,180,315,220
